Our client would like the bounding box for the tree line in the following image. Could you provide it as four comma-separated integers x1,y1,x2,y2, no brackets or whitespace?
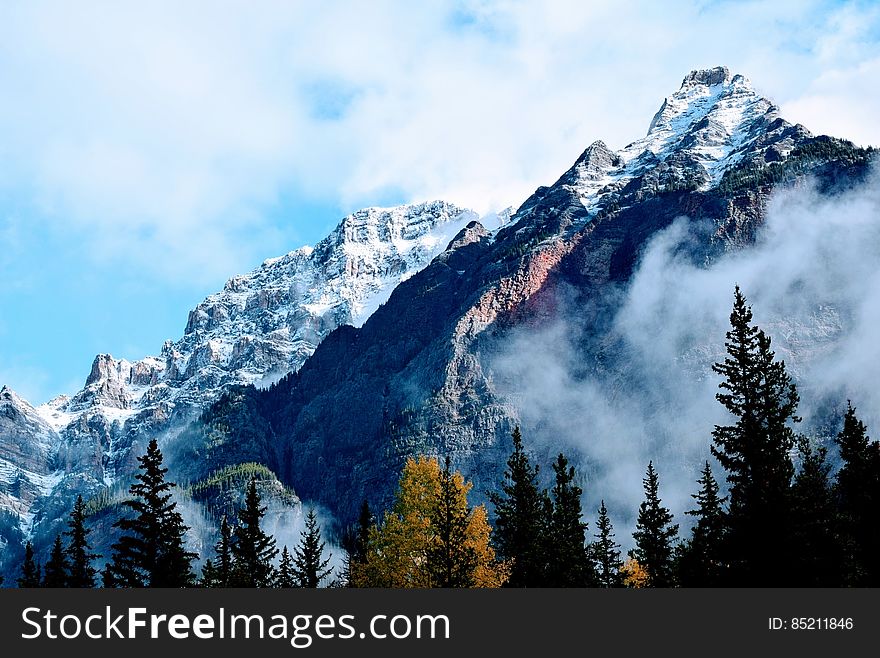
12,286,880,587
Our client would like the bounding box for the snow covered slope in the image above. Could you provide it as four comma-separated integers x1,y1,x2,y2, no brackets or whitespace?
1,200,510,543
550,66,806,214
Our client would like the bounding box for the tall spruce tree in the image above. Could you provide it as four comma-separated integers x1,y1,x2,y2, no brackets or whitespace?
834,402,880,585
292,509,333,588
43,534,69,588
107,439,197,587
630,462,678,587
427,456,478,587
200,559,220,587
230,477,278,587
343,500,373,587
65,495,99,588
791,437,842,586
489,427,548,586
711,287,798,585
18,541,41,587
200,515,234,588
590,500,623,587
545,453,594,586
678,462,726,586
276,546,296,588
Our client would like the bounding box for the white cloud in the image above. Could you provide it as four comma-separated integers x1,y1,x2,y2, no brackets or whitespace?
0,1,878,284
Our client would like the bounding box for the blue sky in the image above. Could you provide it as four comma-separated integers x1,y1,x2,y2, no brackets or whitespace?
1,0,879,404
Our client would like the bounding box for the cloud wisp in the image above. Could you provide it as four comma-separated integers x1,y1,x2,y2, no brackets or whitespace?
1,1,879,284
490,167,880,541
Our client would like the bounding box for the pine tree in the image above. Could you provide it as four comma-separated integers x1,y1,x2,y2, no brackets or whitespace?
343,500,373,587
630,462,678,587
590,500,623,587
107,439,197,587
489,427,548,586
711,287,798,585
275,546,296,588
791,437,842,586
834,402,880,585
18,541,41,587
43,534,69,587
545,453,595,586
65,495,99,588
230,477,278,587
200,559,219,587
202,515,234,588
292,509,333,588
678,462,726,586
427,456,478,587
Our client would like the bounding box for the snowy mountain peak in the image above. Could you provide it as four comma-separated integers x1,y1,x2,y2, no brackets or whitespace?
28,199,510,485
555,66,799,212
680,66,732,88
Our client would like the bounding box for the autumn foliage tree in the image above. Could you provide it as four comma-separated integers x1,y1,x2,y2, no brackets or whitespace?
352,456,507,587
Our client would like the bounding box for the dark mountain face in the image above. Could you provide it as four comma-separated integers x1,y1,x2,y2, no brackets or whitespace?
185,70,875,522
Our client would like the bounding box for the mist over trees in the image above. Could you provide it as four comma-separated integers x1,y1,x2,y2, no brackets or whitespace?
10,288,880,588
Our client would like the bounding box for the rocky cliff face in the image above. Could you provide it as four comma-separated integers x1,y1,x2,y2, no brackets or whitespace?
185,67,873,521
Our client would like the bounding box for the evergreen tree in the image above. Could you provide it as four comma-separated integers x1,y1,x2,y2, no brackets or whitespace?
101,563,114,588
292,509,333,588
230,477,278,587
276,546,296,588
18,541,41,587
711,287,798,585
791,437,843,586
43,534,69,588
200,559,219,587
630,462,678,587
342,500,373,587
107,439,197,587
590,501,623,587
205,515,234,588
679,462,726,586
834,402,880,585
65,495,99,588
545,453,595,586
427,456,478,587
489,427,548,586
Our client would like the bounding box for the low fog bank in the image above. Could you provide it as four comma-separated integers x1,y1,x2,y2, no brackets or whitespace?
490,168,880,544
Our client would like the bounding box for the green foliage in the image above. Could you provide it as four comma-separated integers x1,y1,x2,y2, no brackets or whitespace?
65,495,100,588
489,427,549,587
276,546,296,588
188,462,297,520
590,501,623,587
292,509,333,588
545,454,596,586
716,136,873,195
711,286,798,585
427,457,478,587
678,462,726,586
834,403,880,585
791,437,843,586
43,535,69,588
106,439,197,587
230,477,278,587
18,541,41,588
630,462,679,587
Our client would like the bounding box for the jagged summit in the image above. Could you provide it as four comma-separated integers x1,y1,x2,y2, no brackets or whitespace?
680,66,732,88
547,66,807,213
